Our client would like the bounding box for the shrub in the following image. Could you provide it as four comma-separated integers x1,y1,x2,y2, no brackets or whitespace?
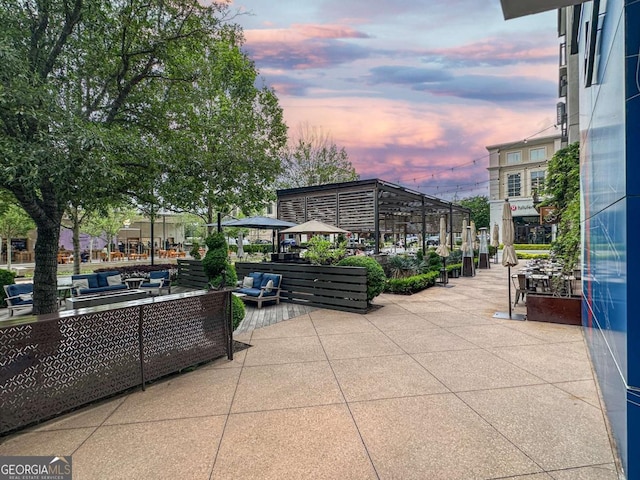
305,237,346,265
189,241,201,259
517,252,550,260
93,264,178,281
203,233,235,287
385,271,439,294
336,256,387,302
232,294,245,330
446,263,462,274
513,244,551,251
0,269,17,307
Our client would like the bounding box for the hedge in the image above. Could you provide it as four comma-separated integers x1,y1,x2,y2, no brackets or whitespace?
517,252,550,260
513,244,551,250
336,256,387,302
384,271,440,294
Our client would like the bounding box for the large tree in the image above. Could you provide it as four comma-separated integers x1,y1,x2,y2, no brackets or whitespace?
458,195,490,229
159,36,288,232
0,1,263,313
278,124,359,189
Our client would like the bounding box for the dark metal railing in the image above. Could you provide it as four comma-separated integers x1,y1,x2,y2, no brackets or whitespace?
0,290,232,435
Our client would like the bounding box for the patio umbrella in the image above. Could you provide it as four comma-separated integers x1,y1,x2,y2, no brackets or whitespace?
491,223,500,264
217,216,298,253
496,199,524,320
435,216,450,286
280,219,349,235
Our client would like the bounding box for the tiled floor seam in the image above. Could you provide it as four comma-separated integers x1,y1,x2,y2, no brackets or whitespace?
309,315,382,480
452,390,548,475
70,396,129,456
207,336,249,480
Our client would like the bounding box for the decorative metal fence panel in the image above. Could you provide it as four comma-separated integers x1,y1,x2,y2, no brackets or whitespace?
0,291,231,435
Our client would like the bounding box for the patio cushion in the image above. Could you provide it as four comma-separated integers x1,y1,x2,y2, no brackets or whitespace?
6,284,34,305
237,287,262,297
261,273,281,289
242,276,254,288
106,274,123,286
72,274,99,289
248,272,263,287
97,271,121,287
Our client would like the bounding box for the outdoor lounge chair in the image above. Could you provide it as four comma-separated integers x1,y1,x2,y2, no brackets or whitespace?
236,272,282,309
3,284,34,317
139,270,171,296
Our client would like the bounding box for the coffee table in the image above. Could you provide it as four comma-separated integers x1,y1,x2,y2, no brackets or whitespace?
65,289,148,309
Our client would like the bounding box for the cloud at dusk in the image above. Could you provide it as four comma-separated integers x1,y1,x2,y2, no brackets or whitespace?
233,0,559,200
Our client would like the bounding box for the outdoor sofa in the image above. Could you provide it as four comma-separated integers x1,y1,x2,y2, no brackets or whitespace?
71,271,127,296
236,272,282,309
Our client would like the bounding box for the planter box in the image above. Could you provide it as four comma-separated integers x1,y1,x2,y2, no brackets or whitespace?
526,293,582,326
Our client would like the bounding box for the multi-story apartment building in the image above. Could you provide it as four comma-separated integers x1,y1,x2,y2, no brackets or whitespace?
486,134,562,244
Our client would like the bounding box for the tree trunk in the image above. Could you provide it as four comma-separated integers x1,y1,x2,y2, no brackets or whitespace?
72,218,81,274
33,222,60,315
6,238,12,271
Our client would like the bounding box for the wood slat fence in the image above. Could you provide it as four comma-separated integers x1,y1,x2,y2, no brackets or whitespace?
235,262,368,313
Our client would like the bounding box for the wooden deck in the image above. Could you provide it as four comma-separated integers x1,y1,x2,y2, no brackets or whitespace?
235,301,316,334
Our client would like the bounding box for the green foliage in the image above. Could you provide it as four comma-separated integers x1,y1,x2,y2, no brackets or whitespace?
448,249,463,264
0,1,283,314
203,233,235,287
541,142,581,272
278,123,359,189
513,244,551,250
458,196,490,229
517,252,551,260
232,293,246,330
0,269,17,307
304,237,346,265
336,256,387,302
446,263,462,274
190,241,202,260
386,255,419,279
384,271,439,294
541,142,580,212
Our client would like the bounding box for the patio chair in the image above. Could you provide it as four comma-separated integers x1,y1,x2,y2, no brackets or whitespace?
139,270,171,296
3,284,34,317
512,273,527,306
236,272,282,309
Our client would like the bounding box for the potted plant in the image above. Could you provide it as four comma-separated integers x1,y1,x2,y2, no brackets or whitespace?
526,143,582,325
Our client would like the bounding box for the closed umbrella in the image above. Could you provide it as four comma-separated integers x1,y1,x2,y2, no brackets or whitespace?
435,216,450,258
461,218,468,253
502,201,518,268
496,199,524,320
237,232,244,259
470,220,478,251
491,222,500,264
435,216,450,286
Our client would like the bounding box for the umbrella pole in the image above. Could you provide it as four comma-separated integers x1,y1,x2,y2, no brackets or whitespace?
508,266,512,319
442,257,447,285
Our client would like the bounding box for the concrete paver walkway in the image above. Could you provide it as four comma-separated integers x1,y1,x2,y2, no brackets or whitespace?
0,264,622,479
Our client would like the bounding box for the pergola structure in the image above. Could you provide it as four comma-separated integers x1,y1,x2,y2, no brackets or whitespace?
277,179,471,254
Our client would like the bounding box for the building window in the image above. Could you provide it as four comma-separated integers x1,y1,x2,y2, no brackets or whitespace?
506,151,521,164
267,204,274,215
531,170,545,193
508,173,521,197
530,147,546,161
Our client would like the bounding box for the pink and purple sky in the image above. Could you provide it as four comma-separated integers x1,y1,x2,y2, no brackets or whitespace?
231,0,558,200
